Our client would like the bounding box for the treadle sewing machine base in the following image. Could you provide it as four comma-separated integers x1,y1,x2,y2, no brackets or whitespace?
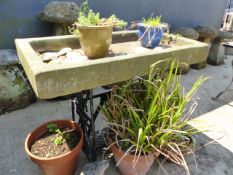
70,88,111,161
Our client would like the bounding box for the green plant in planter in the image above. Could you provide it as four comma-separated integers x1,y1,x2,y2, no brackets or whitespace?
102,59,206,174
47,123,71,146
138,16,168,48
142,16,162,27
70,1,127,59
76,1,127,28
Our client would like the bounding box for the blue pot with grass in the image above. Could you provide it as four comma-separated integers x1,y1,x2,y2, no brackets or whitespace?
137,16,167,48
138,23,167,48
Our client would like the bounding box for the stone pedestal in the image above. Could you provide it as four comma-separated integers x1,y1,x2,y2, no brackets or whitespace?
208,31,233,65
191,25,218,69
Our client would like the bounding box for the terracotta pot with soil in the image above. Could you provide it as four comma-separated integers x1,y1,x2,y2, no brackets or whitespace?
25,120,83,175
110,140,159,175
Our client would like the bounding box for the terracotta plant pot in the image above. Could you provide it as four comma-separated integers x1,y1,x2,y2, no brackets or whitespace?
77,25,113,59
25,120,84,175
110,143,159,175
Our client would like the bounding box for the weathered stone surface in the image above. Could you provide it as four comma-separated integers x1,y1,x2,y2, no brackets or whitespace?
177,63,190,74
0,49,19,66
80,160,110,175
15,31,209,99
190,61,207,69
37,1,79,24
224,42,233,56
174,27,199,40
0,66,36,115
208,40,225,65
218,31,233,40
190,26,218,69
207,31,233,65
53,24,70,35
195,25,218,41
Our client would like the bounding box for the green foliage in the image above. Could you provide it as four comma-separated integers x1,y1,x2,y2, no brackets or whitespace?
162,33,181,45
52,135,65,146
143,16,162,27
102,59,206,166
78,1,100,26
47,123,59,133
47,123,70,146
76,1,127,28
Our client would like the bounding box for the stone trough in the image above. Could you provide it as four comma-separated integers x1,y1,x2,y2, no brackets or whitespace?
15,31,208,99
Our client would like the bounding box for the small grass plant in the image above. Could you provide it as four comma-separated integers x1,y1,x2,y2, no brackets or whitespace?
102,59,206,173
142,16,162,27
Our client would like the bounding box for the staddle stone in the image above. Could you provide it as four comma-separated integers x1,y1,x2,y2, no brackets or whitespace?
191,26,218,69
37,1,79,24
174,27,199,40
208,31,233,65
195,25,218,42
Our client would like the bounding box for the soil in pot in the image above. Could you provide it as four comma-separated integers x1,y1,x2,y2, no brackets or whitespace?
30,128,80,158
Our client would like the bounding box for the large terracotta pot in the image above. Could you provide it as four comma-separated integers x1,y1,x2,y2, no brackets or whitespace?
77,25,113,59
110,143,159,175
25,120,84,175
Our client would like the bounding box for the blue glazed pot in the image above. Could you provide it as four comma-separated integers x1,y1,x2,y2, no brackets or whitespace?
137,23,166,48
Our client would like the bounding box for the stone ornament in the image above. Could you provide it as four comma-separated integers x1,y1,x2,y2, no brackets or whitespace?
195,25,218,42
37,1,79,35
174,27,199,40
208,31,233,65
37,1,79,24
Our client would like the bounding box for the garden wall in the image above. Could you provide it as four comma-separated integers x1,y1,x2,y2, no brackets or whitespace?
0,0,227,49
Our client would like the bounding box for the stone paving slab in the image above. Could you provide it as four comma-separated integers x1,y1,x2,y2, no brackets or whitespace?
1,57,233,175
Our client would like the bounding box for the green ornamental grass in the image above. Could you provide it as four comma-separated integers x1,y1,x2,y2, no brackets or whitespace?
142,16,162,27
102,59,206,172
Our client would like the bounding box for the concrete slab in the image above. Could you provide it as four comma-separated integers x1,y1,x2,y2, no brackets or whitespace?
1,57,233,175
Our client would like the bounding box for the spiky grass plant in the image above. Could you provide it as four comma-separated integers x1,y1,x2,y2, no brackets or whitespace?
142,16,162,27
102,59,206,173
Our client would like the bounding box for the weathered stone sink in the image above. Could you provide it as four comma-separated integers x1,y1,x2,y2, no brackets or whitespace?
15,31,208,99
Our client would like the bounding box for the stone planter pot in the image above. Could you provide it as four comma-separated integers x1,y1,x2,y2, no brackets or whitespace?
77,25,113,59
25,120,84,175
110,141,159,175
